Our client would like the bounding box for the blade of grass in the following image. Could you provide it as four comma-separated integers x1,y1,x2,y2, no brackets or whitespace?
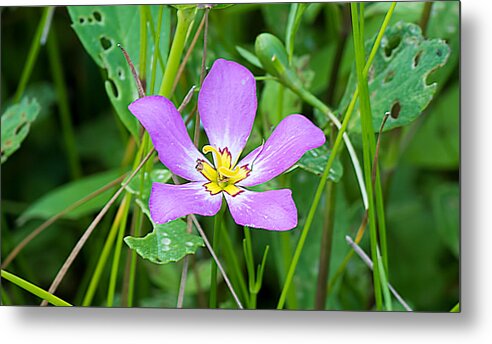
13,7,54,102
1,270,71,306
351,2,383,310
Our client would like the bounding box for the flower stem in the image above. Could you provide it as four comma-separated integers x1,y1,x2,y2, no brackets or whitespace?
209,204,225,308
46,23,83,180
1,269,71,306
159,7,196,97
13,6,54,103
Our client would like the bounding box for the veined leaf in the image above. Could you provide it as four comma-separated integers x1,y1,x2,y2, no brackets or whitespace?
124,220,204,264
338,22,450,132
1,97,40,164
17,169,121,224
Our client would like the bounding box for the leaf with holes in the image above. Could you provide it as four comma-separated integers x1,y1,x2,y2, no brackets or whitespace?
124,220,204,264
291,146,343,183
1,97,40,164
337,22,450,133
67,6,171,140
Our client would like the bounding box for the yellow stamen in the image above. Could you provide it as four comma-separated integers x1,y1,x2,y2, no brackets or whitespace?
197,145,251,197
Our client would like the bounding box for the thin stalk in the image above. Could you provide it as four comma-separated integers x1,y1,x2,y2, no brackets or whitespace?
46,25,82,180
106,195,131,306
82,194,131,306
159,7,196,97
149,5,165,94
315,152,337,308
243,227,255,308
351,2,382,310
171,9,208,95
13,7,54,102
377,247,392,311
41,148,154,305
419,2,433,36
126,135,152,307
193,8,210,147
1,175,125,269
277,232,298,309
209,205,225,308
220,223,250,305
138,6,148,86
1,270,71,306
189,214,242,309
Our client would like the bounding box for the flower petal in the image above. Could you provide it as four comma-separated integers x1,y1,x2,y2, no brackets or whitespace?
129,96,206,182
150,182,223,224
224,188,297,231
198,59,257,161
238,114,326,187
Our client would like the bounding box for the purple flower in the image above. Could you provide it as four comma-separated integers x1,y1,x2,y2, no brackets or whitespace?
128,59,325,231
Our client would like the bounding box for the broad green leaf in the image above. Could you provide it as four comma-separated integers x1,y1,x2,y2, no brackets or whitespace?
1,97,40,164
293,146,343,183
338,22,450,133
68,6,140,139
17,169,121,224
432,183,459,257
67,6,171,140
124,220,204,264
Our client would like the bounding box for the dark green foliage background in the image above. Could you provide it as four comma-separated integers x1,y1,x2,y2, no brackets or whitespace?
1,3,459,310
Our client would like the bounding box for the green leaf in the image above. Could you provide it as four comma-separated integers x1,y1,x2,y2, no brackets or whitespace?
17,169,121,224
338,22,450,132
236,46,262,69
1,97,40,164
293,146,343,183
124,220,204,264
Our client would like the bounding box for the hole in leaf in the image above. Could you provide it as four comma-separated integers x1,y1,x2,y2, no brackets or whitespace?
384,35,401,58
15,122,28,136
79,17,85,24
383,70,395,84
436,48,443,57
413,51,422,68
87,17,93,23
93,11,102,22
390,101,401,119
107,78,119,99
99,36,112,50
117,67,124,80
